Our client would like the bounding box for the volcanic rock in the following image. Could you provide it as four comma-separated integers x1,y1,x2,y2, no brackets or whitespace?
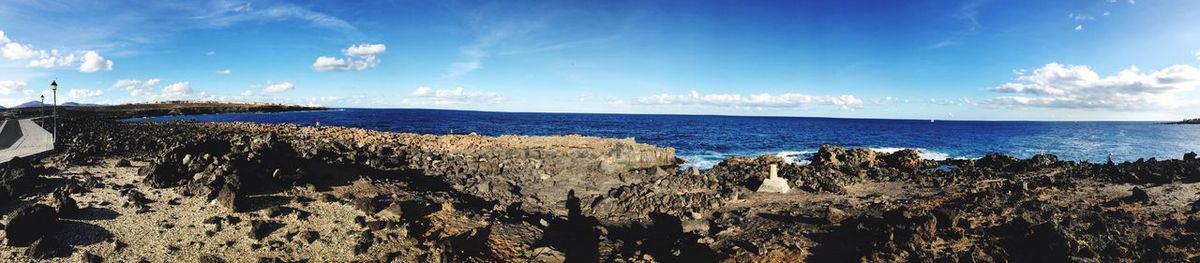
813,144,845,167
214,185,242,212
25,236,69,259
0,156,37,203
49,190,79,217
353,231,374,255
377,202,404,220
884,149,924,172
976,153,1019,170
198,254,227,263
351,196,379,215
4,204,59,246
1127,187,1150,203
298,231,320,244
249,220,282,240
826,207,849,224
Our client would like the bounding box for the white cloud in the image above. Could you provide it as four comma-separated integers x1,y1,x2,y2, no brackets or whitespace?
66,89,104,100
930,98,977,106
1068,13,1095,22
629,90,864,109
161,82,192,98
262,82,294,94
0,30,113,72
113,78,161,90
342,44,386,57
206,51,216,56
313,56,349,71
79,51,113,73
2,42,37,60
1194,49,1200,61
216,69,232,75
1074,25,1083,31
312,43,385,71
407,87,504,105
0,81,26,95
27,51,77,68
986,63,1200,110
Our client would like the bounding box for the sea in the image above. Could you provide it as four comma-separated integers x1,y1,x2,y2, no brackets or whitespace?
128,108,1200,169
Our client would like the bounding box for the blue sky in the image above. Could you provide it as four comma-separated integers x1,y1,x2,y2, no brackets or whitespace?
1,0,1199,120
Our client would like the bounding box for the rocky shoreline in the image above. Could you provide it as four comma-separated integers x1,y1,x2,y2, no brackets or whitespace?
0,106,1198,262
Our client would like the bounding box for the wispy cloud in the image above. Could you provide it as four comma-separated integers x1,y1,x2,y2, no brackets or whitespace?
187,1,363,38
406,87,505,105
927,0,991,50
261,81,294,94
442,2,636,78
627,90,865,110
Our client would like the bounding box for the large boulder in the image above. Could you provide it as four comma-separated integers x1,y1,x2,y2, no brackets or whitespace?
5,204,60,246
883,149,924,172
0,157,38,202
139,161,187,188
813,144,846,167
976,153,1019,170
214,185,243,212
843,148,879,169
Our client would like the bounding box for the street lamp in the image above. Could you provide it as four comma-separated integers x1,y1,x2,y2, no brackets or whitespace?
50,80,57,142
39,95,44,126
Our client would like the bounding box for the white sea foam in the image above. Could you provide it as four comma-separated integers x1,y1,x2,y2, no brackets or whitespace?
682,147,961,171
775,150,815,165
868,147,952,160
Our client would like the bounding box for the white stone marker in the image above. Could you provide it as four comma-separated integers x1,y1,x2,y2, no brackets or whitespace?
756,164,790,193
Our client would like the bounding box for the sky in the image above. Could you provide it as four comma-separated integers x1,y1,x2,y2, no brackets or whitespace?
1,0,1199,121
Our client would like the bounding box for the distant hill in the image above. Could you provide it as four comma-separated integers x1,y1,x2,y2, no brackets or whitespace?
11,101,44,108
61,102,104,107
9,101,103,108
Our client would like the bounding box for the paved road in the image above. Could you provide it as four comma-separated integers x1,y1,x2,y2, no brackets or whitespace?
0,118,54,162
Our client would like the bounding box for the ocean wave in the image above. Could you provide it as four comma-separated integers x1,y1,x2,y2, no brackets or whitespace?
775,151,814,165
680,147,961,170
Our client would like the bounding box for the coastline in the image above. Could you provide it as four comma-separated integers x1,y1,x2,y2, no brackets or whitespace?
0,104,1198,261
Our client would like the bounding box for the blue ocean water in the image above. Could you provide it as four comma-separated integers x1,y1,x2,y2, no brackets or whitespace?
129,108,1200,169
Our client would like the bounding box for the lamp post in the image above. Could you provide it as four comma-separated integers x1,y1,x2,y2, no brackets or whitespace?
39,95,44,126
50,80,57,142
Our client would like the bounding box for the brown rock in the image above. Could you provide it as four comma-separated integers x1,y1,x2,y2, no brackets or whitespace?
214,186,242,212
826,207,849,224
